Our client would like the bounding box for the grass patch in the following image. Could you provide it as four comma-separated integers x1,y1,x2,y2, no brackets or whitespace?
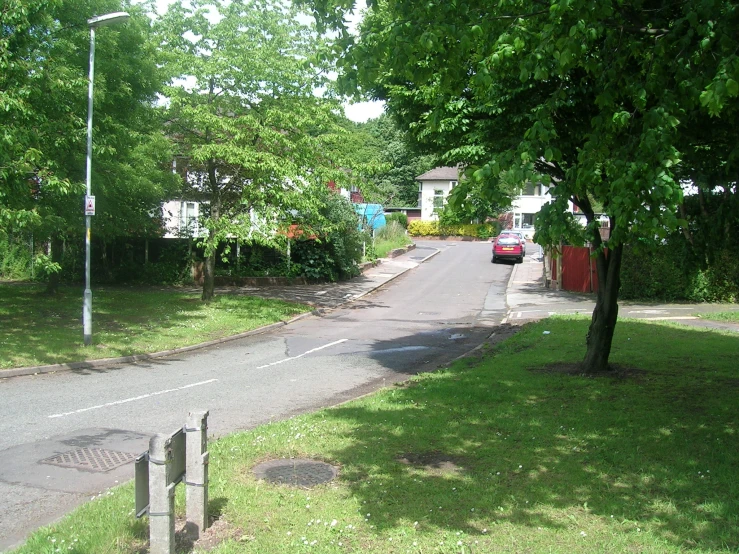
698,311,739,323
0,284,308,370
10,317,739,553
373,221,413,259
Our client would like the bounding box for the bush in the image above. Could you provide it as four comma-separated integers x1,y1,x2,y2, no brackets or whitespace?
290,191,364,282
408,220,439,236
620,239,739,302
385,212,408,229
407,220,495,238
0,234,32,279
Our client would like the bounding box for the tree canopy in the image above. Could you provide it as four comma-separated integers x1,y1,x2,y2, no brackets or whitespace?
306,0,739,372
156,0,356,300
1,0,179,289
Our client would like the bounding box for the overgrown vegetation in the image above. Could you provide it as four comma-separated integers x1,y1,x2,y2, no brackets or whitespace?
0,234,32,280
0,285,308,370
383,212,408,229
373,220,412,258
11,317,739,553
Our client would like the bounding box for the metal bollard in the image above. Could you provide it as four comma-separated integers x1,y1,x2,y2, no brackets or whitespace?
185,410,209,539
148,434,175,554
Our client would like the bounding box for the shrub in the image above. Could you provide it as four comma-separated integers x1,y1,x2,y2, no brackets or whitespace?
290,192,364,282
620,239,739,302
408,220,495,238
385,212,408,228
0,234,32,280
408,220,439,236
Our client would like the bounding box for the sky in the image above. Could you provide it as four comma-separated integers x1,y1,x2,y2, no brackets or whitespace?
146,0,385,123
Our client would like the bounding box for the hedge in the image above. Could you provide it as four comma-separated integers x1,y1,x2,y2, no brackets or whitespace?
408,221,497,239
620,241,739,303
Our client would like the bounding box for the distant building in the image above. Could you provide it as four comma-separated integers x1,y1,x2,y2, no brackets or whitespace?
162,199,206,238
415,166,459,221
415,166,574,239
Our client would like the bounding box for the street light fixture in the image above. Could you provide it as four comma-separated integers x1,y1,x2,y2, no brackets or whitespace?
83,11,129,346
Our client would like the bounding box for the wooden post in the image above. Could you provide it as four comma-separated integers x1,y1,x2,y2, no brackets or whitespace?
185,410,209,539
148,434,175,554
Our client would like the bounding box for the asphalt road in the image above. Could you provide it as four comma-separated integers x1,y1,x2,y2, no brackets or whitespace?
0,241,510,552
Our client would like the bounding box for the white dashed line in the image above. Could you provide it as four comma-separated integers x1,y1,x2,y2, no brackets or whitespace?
48,379,219,419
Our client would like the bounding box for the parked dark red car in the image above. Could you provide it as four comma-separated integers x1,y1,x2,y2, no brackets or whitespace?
492,233,524,263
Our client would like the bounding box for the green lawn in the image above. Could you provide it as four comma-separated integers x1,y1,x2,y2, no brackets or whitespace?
0,284,309,370
11,317,739,553
698,311,739,323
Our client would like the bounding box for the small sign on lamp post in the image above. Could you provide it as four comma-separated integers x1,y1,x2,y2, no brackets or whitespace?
85,195,96,216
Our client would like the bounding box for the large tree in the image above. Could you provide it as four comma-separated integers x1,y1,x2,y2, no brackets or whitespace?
307,0,739,373
156,0,352,301
1,0,178,291
362,114,436,206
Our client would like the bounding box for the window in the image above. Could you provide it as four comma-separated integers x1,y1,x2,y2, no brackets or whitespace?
433,189,445,209
513,213,536,228
182,202,197,234
522,183,541,196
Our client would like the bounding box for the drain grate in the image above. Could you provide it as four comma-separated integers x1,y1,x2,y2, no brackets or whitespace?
40,447,136,472
253,458,338,488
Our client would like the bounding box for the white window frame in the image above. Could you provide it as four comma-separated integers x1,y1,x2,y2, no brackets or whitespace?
433,189,445,209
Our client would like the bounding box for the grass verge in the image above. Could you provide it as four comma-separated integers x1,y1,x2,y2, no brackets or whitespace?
0,284,309,370
373,222,413,259
698,311,739,323
10,317,739,553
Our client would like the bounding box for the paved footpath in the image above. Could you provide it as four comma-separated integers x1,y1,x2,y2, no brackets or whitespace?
209,243,442,310
505,255,739,332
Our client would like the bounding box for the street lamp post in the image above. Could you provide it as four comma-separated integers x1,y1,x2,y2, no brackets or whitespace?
83,11,130,346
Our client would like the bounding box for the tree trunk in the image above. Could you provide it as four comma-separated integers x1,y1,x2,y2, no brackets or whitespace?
201,239,216,302
582,244,623,372
573,195,624,374
201,158,220,302
45,236,64,295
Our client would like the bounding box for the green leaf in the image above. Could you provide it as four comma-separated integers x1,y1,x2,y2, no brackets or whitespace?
726,78,739,97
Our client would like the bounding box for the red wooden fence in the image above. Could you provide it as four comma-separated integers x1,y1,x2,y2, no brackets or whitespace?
548,246,600,293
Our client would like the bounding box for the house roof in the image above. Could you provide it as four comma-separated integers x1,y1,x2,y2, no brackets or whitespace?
415,166,459,181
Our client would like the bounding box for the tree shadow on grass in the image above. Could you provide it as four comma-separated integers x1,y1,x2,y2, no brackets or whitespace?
319,319,739,550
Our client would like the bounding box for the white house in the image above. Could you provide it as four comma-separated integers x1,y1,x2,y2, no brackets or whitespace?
509,181,553,239
415,166,459,221
415,166,563,238
162,199,206,238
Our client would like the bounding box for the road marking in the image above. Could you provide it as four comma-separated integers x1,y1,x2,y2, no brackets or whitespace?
373,346,430,354
256,339,348,369
639,316,698,320
48,379,218,419
628,308,693,313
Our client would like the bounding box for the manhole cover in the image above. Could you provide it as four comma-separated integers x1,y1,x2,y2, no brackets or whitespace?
253,458,338,488
40,447,136,472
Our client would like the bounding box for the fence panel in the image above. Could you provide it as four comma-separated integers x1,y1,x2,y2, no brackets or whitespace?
562,246,592,293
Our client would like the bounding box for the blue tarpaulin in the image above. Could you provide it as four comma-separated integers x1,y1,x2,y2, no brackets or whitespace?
354,203,386,230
